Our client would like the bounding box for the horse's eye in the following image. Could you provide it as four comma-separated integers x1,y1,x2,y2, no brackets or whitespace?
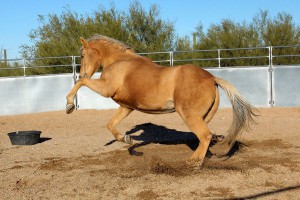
81,54,85,58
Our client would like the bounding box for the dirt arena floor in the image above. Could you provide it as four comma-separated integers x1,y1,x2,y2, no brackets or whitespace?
0,107,300,199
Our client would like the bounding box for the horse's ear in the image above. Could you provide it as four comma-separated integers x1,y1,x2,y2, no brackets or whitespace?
80,37,89,47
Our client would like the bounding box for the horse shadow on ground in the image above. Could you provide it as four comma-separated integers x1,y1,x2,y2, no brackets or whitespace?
224,185,300,200
105,123,243,157
126,123,199,156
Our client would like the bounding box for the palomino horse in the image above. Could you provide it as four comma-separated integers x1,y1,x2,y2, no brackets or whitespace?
66,35,256,166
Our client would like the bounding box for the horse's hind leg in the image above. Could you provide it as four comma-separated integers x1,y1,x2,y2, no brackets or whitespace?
204,86,223,143
204,86,219,124
107,106,133,144
177,108,212,167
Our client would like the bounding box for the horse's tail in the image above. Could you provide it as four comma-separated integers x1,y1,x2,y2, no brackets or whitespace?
210,77,257,157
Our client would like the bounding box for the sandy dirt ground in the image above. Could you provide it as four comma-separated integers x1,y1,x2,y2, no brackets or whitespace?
0,107,300,199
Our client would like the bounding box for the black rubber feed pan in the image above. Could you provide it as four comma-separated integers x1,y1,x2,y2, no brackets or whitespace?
8,131,42,145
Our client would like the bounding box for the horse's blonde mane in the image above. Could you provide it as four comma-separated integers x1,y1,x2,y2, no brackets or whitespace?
87,34,134,52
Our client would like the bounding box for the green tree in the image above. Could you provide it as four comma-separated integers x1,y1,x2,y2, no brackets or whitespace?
20,1,175,71
126,1,175,53
19,5,300,71
253,10,300,46
253,10,300,65
186,10,300,67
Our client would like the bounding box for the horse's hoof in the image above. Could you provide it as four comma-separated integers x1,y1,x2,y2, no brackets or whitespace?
123,135,133,144
187,159,204,170
210,143,230,157
66,103,75,114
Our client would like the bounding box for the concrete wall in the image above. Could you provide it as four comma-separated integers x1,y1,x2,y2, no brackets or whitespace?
207,67,270,107
0,66,299,116
0,75,74,115
273,66,300,107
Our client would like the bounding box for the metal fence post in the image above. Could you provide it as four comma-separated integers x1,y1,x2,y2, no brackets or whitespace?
23,58,26,77
218,49,221,67
269,46,273,67
71,56,76,77
169,51,174,66
268,46,274,107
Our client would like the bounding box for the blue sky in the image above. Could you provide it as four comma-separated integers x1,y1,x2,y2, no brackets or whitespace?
1,0,299,59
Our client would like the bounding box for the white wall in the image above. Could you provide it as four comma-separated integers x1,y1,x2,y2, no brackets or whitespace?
1,66,299,116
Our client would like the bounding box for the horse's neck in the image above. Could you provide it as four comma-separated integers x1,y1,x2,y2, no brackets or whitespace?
102,51,136,68
95,42,136,68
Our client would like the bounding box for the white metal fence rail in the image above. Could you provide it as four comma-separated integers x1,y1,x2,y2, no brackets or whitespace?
1,45,299,75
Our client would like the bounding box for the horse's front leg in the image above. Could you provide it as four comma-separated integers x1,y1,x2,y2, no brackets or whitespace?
66,78,112,114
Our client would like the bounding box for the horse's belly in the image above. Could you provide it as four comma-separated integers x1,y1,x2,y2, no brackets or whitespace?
138,108,176,114
114,97,175,114
136,99,175,113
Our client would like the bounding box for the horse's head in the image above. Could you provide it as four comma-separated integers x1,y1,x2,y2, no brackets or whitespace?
79,37,101,79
